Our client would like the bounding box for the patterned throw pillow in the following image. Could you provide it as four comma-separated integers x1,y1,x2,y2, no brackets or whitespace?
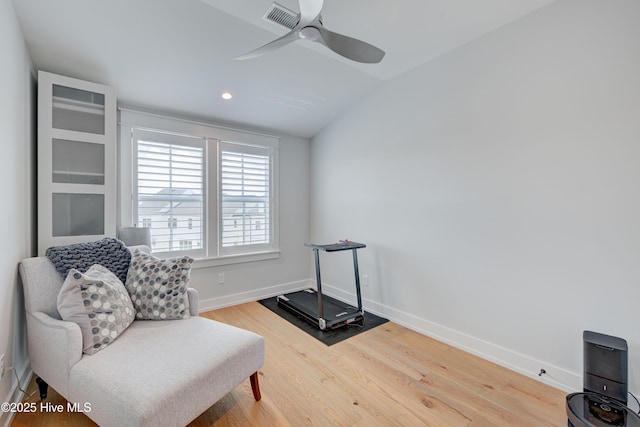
57,264,136,355
125,250,193,320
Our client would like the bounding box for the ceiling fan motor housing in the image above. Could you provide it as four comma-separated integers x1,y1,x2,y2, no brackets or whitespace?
299,26,321,40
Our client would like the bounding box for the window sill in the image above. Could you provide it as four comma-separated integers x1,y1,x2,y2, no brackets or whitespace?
192,250,280,269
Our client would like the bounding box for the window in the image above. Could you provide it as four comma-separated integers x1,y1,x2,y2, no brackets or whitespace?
220,142,271,254
134,130,205,257
120,109,279,262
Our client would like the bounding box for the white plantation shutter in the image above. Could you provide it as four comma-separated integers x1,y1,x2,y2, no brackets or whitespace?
220,142,271,252
122,109,279,261
134,130,205,257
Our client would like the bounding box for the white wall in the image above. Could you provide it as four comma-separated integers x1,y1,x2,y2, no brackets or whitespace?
0,0,36,423
192,134,311,308
310,0,640,393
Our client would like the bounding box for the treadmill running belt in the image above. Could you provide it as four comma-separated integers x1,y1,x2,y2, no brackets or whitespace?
277,289,363,329
283,289,359,317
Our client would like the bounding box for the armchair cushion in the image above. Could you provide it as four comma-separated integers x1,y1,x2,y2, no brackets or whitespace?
125,250,193,320
68,317,264,427
57,265,135,354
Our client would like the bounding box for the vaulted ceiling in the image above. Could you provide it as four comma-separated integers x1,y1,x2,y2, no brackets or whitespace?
13,0,555,138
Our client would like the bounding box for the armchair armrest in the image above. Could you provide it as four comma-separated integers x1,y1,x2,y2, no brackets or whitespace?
26,311,83,399
187,288,199,316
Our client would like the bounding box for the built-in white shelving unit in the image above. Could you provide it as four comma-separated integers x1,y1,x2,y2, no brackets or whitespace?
38,71,116,255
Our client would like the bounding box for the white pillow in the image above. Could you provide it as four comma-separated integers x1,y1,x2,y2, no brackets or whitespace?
57,264,135,354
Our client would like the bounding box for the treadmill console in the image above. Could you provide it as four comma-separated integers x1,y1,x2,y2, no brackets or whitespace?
305,240,366,252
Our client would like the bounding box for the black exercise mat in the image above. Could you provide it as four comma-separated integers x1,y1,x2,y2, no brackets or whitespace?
258,295,389,346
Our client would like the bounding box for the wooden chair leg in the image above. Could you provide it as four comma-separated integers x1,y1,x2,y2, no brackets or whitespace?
35,377,48,400
250,372,261,401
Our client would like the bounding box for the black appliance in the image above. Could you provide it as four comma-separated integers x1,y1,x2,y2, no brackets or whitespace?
567,331,640,427
567,392,640,427
584,330,628,404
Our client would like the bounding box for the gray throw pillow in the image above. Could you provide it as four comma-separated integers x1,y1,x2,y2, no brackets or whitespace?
57,264,136,355
46,237,131,284
125,250,193,320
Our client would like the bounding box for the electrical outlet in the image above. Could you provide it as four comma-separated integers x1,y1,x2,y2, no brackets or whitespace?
218,273,225,285
362,274,369,287
0,353,5,379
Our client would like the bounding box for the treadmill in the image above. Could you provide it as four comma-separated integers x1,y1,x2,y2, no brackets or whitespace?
277,240,365,330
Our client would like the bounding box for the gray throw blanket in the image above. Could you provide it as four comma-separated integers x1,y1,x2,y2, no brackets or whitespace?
45,237,131,283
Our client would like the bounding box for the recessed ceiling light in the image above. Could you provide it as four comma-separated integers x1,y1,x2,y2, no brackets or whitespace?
221,91,233,100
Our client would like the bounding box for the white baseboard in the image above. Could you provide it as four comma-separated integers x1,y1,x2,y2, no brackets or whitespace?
0,363,33,427
198,279,311,312
322,283,581,393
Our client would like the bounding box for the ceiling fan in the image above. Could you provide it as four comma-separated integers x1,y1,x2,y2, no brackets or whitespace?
235,0,385,64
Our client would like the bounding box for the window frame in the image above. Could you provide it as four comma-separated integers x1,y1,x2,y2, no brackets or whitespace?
118,109,280,266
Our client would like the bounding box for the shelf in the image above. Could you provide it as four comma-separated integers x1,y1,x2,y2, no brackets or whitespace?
52,170,104,177
51,128,106,144
52,170,105,185
53,96,105,115
50,183,106,194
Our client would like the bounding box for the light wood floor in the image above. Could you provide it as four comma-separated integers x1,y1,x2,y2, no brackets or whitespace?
12,301,567,426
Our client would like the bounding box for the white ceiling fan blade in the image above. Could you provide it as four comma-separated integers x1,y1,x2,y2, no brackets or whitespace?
234,30,299,60
317,27,385,64
298,0,323,25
